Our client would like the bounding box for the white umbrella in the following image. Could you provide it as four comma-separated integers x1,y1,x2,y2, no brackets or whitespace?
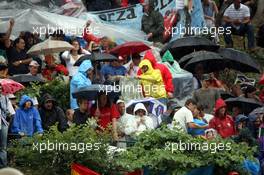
27,39,74,55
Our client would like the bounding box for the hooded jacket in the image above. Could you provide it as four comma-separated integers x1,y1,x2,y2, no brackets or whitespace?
162,50,184,75
39,94,68,132
11,95,43,136
139,59,167,99
70,60,93,109
139,50,174,94
209,98,235,138
124,103,154,135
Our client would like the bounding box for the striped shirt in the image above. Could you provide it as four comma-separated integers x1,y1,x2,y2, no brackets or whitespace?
224,4,250,21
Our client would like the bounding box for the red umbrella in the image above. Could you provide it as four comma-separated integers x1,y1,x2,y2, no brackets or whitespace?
260,74,264,85
110,41,150,56
0,79,24,95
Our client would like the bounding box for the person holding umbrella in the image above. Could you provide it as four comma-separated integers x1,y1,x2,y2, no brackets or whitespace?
90,92,119,140
209,98,236,138
70,60,93,109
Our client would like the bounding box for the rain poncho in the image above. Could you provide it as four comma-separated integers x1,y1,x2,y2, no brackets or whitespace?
11,95,43,136
139,59,167,99
70,60,93,109
143,50,174,94
162,50,185,75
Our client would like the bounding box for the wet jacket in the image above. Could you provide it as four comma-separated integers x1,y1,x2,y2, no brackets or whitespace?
162,50,185,75
39,94,68,132
209,99,236,138
141,1,164,43
139,59,167,99
139,50,174,94
11,95,43,136
70,60,93,109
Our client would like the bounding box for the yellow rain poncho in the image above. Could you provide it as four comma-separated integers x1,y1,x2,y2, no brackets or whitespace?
138,59,167,99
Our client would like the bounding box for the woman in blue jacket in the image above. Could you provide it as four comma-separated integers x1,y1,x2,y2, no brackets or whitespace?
11,95,43,136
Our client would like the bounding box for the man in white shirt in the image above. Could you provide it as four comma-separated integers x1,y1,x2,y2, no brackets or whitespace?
223,0,255,50
172,99,208,132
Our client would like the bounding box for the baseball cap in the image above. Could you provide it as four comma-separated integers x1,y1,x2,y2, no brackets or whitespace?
29,60,40,67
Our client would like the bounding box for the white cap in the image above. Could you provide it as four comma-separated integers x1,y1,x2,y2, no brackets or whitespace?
7,94,16,99
116,99,125,104
29,60,40,67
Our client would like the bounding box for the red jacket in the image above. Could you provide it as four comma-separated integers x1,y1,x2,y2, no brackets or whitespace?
209,99,236,138
138,50,174,94
82,27,101,46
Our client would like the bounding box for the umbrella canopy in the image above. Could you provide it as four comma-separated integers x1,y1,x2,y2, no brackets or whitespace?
225,96,263,115
218,48,261,73
74,53,117,66
27,39,74,55
10,74,45,83
219,90,235,100
125,97,167,117
0,79,24,95
182,51,225,73
249,107,264,116
72,84,119,100
73,54,93,67
109,41,151,56
160,36,220,60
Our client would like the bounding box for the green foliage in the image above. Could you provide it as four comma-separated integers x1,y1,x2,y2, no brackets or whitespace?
9,124,114,175
16,77,70,111
116,127,257,175
9,126,257,175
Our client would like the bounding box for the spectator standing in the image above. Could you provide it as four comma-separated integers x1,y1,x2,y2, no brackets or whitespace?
70,60,93,109
141,0,164,43
7,38,32,75
0,84,15,168
193,74,220,114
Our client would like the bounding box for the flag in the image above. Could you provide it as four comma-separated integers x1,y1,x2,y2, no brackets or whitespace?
71,163,100,175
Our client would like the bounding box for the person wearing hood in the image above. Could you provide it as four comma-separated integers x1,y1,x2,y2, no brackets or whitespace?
141,0,164,43
70,60,93,109
11,95,43,137
209,98,236,138
139,50,174,99
138,59,167,103
235,114,249,133
39,93,68,132
162,50,184,75
124,103,154,136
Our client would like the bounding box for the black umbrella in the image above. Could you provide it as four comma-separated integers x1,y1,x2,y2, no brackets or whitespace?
72,84,120,100
10,74,45,83
225,96,263,115
218,48,261,73
249,107,264,116
219,90,235,100
160,36,220,60
73,54,93,67
74,53,117,66
183,51,225,73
